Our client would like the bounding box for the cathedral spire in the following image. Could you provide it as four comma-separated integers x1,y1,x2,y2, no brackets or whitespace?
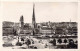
32,3,36,35
33,3,35,19
32,3,36,28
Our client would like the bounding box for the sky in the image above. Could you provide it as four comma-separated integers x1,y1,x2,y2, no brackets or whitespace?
1,2,78,23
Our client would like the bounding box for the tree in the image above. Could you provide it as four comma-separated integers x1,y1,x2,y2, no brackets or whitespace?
64,39,67,43
21,37,24,44
58,39,62,44
25,39,31,48
53,39,56,46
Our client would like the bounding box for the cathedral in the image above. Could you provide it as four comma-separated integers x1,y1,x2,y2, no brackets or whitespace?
19,4,37,35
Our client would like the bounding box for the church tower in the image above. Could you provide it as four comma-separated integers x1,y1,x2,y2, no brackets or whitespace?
32,4,36,35
20,15,24,30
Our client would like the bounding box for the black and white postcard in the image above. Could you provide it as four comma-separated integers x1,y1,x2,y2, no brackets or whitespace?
0,0,80,51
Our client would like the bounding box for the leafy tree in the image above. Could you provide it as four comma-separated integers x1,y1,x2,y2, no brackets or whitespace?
64,39,67,43
58,39,62,44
